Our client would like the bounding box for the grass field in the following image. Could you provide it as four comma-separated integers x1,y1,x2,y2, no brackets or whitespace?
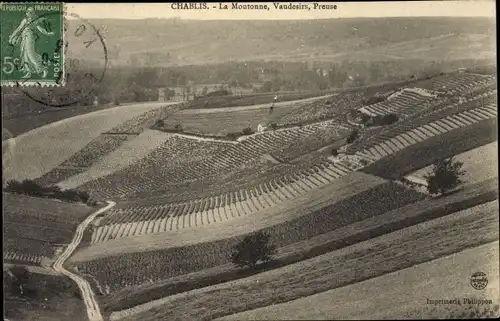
2,103,124,139
3,193,93,265
4,270,88,321
111,199,499,321
102,178,496,312
3,102,169,182
408,141,498,185
218,240,499,320
362,118,497,179
161,98,322,136
185,91,335,110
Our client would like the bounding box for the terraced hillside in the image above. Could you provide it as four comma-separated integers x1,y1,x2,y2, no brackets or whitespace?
3,70,496,321
358,88,436,116
57,130,174,191
361,115,497,179
27,72,493,196
350,89,496,157
276,91,366,125
76,120,350,200
105,106,174,135
77,135,233,199
77,179,426,294
413,72,494,94
75,87,498,248
35,104,179,186
3,102,171,183
35,134,134,186
3,193,93,266
110,198,498,321
67,174,497,314
87,158,359,243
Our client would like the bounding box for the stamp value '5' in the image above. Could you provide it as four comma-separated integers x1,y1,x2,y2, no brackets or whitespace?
1,2,64,87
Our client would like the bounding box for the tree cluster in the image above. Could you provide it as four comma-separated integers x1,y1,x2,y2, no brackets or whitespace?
4,267,37,297
360,113,399,127
424,157,465,196
230,231,276,269
241,127,255,136
346,130,360,144
4,179,91,204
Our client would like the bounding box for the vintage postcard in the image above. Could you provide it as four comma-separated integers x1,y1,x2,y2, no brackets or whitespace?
2,1,498,321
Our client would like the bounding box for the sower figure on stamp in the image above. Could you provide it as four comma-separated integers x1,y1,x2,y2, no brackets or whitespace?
8,7,54,79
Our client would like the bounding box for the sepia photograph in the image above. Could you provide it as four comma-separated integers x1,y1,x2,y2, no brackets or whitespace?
1,1,498,320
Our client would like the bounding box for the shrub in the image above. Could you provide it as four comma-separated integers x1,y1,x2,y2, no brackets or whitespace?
346,130,359,144
230,231,276,269
8,267,36,297
155,119,164,127
4,179,89,204
424,157,465,196
74,289,83,300
241,127,254,136
332,149,338,156
361,113,399,127
359,159,369,166
5,179,44,196
60,189,80,202
269,123,278,130
360,114,372,125
174,124,183,132
364,95,386,105
226,132,240,140
78,191,90,203
381,113,398,125
206,89,229,97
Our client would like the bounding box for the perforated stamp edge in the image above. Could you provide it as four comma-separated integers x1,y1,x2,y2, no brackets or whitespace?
0,2,67,87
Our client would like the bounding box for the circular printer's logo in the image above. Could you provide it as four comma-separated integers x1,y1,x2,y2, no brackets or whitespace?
470,272,488,290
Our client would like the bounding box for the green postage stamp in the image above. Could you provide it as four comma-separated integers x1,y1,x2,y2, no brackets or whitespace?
0,2,65,86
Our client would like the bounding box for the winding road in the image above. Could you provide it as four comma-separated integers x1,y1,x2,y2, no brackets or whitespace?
52,200,116,321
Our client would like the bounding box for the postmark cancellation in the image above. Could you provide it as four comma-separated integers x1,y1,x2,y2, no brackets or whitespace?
0,2,65,87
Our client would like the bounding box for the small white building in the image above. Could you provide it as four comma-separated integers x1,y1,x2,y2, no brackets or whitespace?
257,124,268,132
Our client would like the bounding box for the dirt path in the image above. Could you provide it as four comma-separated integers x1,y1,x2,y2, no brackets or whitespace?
52,201,116,321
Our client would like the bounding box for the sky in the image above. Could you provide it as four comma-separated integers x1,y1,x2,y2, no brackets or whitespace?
66,1,496,20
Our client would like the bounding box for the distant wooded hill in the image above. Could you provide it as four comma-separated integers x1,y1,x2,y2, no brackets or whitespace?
67,17,495,67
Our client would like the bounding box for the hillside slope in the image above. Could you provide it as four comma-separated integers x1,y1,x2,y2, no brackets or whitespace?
67,17,495,66
218,240,499,320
